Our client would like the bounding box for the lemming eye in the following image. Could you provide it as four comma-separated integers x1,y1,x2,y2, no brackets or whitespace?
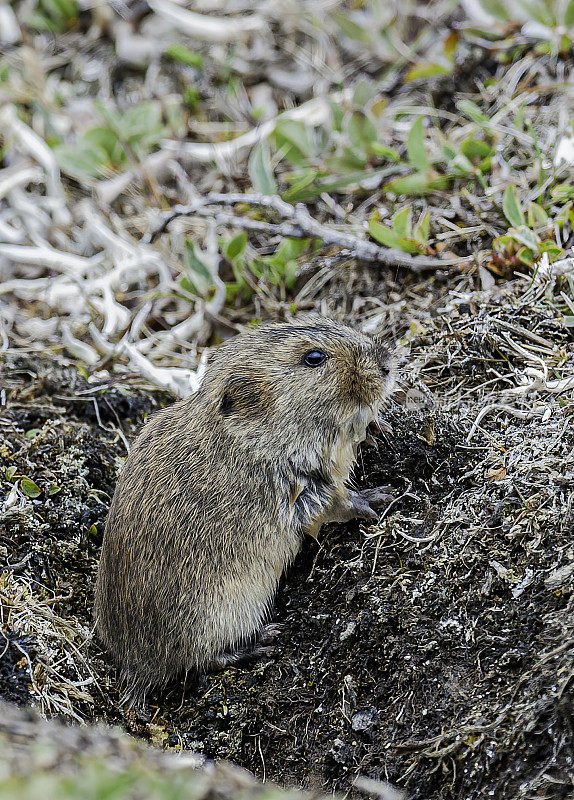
303,350,327,367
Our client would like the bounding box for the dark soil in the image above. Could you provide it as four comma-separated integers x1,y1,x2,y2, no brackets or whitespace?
1,322,573,800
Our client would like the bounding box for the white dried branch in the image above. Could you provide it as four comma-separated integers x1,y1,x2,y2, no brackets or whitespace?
0,166,44,202
0,220,25,244
163,94,333,163
0,106,70,226
0,5,21,44
147,0,268,42
147,192,466,271
0,243,102,275
61,323,101,365
121,342,199,397
90,285,132,339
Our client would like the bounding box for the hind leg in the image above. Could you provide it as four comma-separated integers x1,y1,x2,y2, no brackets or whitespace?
210,624,281,669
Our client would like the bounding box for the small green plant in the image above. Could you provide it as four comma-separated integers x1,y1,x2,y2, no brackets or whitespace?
254,237,311,289
26,0,79,34
405,30,459,81
164,44,204,70
178,232,313,303
369,206,431,254
222,234,312,300
491,186,563,269
248,142,277,195
180,239,217,296
53,102,167,181
264,110,498,205
382,117,451,196
462,0,574,58
183,87,201,113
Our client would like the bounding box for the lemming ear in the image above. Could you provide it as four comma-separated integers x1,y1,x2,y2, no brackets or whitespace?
219,373,275,417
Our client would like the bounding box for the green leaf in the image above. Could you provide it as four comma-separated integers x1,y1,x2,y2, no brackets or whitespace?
456,99,490,125
392,207,411,237
516,0,555,26
282,259,299,289
479,0,510,21
182,240,213,295
460,138,494,161
333,13,371,41
538,240,562,260
405,63,451,82
369,220,401,249
27,0,78,31
40,0,67,22
53,144,106,180
183,87,201,112
4,466,17,481
257,238,310,289
50,0,78,19
329,101,344,133
83,127,123,162
287,165,396,200
368,221,421,253
119,103,166,151
385,172,450,196
225,231,247,262
551,184,574,202
510,225,539,250
565,0,574,26
25,428,41,439
273,119,314,165
371,143,400,162
26,10,58,32
406,118,429,171
395,237,424,254
352,79,377,108
21,478,41,498
48,483,61,496
444,30,459,61
267,238,309,267
165,44,204,69
414,209,431,245
347,112,378,155
493,234,512,250
503,186,526,227
282,169,319,202
248,142,277,195
517,247,535,266
334,146,367,170
527,202,549,228
450,153,476,176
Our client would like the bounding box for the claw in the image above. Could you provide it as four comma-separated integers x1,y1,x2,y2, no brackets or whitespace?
359,486,395,509
349,492,380,521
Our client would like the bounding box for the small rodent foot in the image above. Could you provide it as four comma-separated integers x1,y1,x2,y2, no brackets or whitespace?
210,627,279,671
349,487,395,521
358,486,395,509
260,622,283,643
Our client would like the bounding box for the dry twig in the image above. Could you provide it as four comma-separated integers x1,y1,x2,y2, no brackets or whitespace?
146,193,466,271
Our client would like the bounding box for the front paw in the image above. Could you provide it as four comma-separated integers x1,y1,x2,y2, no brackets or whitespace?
358,486,394,509
349,487,394,521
